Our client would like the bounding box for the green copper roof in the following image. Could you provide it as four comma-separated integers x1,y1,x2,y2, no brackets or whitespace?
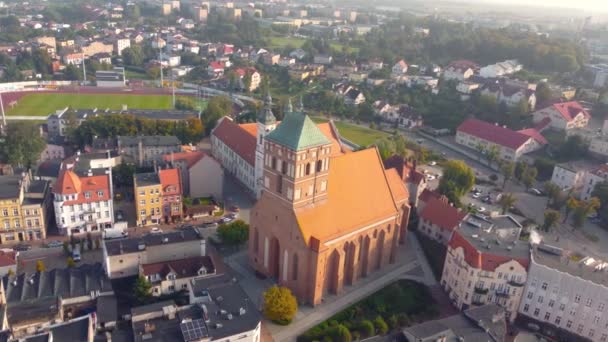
265,112,331,151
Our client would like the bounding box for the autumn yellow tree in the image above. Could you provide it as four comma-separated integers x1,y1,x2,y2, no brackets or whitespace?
263,285,298,325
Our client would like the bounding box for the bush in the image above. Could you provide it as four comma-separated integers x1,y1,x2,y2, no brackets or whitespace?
335,325,352,342
358,320,375,337
398,313,411,327
322,337,333,342
374,316,388,335
263,286,298,324
351,331,360,341
388,314,399,330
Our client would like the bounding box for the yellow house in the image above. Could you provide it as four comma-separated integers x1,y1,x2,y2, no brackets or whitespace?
134,168,183,226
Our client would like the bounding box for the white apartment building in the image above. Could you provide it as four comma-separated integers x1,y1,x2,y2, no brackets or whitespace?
581,165,608,201
479,59,523,78
550,160,597,192
456,119,546,162
53,168,114,236
113,38,130,56
441,215,529,323
532,101,590,132
443,60,477,81
518,243,608,342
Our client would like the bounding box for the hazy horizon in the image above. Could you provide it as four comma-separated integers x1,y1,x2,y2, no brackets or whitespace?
468,0,608,12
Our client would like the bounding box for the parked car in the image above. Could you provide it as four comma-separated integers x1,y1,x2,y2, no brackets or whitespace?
202,222,219,229
477,207,487,212
116,210,125,221
429,161,437,166
529,188,543,196
150,227,163,234
220,216,234,224
72,246,81,262
46,240,63,248
229,205,240,212
13,243,32,252
471,192,481,199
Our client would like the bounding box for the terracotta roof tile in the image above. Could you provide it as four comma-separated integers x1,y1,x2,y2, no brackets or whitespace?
295,147,407,244
158,168,181,196
550,101,590,121
163,151,206,168
457,119,532,150
419,188,441,203
517,128,548,145
420,197,467,232
54,169,111,206
212,118,257,166
449,231,529,272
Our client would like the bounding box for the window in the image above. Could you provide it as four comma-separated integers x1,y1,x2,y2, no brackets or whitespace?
577,324,583,334
277,175,283,194
305,163,311,175
523,304,529,313
271,157,277,170
14,220,20,228
575,294,581,303
281,161,287,175
586,298,593,307
570,308,576,316
2,209,7,217
555,316,561,325
533,308,540,317
544,312,551,320
541,282,548,290
601,334,607,342
97,190,104,197
600,303,606,312
140,209,146,215
538,296,544,304
566,320,573,328
527,292,533,299
85,192,91,199
25,209,30,216
3,220,9,229
559,303,565,311
549,300,555,308
140,200,145,205
316,160,322,172
594,316,600,324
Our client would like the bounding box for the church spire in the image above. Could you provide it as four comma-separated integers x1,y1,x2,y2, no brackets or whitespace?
257,92,276,125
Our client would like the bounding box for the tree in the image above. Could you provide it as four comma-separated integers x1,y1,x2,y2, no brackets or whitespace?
217,220,249,246
0,122,47,168
522,167,538,190
438,160,475,207
133,275,152,304
572,197,600,228
175,97,195,110
564,197,579,223
543,181,561,208
358,320,375,337
36,260,46,272
535,82,555,104
263,285,298,324
146,66,161,80
485,145,499,168
499,160,515,189
498,193,516,215
542,210,560,232
335,325,352,342
202,96,233,133
64,64,82,80
374,316,389,335
375,138,395,161
591,181,608,222
122,45,145,66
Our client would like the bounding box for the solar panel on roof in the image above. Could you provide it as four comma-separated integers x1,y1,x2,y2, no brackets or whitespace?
180,319,209,341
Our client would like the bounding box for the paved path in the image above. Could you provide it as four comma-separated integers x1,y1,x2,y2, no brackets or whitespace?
6,116,47,120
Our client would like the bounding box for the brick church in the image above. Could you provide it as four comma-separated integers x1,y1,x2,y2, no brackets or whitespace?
248,99,411,305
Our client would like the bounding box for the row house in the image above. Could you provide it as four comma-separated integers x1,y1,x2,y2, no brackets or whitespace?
134,168,183,226
418,196,467,245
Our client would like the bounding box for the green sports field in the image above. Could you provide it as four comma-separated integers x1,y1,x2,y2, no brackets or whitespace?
6,93,206,116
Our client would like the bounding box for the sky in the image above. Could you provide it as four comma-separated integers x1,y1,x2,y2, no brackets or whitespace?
478,0,608,12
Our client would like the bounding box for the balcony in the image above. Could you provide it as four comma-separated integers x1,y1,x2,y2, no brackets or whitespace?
472,298,485,306
474,286,489,295
507,279,525,287
495,290,510,298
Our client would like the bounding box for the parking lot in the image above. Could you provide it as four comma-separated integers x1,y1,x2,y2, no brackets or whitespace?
461,184,504,216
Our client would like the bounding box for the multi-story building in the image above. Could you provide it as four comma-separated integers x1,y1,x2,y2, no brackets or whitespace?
0,174,51,243
140,256,215,296
103,227,206,278
383,156,427,208
118,135,181,167
53,166,114,236
162,151,224,200
418,196,467,245
443,60,478,81
134,168,182,226
249,107,411,305
441,214,529,322
81,41,114,57
456,118,547,162
581,164,608,201
532,101,590,132
479,59,522,78
518,242,608,342
550,160,599,192
113,38,130,56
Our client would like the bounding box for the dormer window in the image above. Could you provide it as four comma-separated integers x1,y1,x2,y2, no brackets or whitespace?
167,274,176,280
84,192,91,199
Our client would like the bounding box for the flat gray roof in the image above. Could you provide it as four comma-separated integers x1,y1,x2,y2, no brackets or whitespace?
458,215,529,260
104,227,202,256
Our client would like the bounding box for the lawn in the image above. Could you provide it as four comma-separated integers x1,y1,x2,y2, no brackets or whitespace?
299,280,438,341
6,93,201,116
312,117,389,147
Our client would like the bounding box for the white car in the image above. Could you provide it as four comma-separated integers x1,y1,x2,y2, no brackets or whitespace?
150,227,163,234
426,175,436,181
429,161,437,166
477,207,486,212
471,193,480,199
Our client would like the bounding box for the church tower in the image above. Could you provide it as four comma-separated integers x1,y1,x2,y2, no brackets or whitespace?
262,107,333,207
254,93,277,198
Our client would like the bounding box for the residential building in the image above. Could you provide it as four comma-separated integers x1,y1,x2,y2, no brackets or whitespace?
0,173,51,243
401,304,507,342
39,144,65,162
113,38,130,56
518,241,608,342
62,53,84,65
480,83,537,110
95,67,126,87
383,156,427,208
81,41,114,57
103,227,206,279
193,6,209,22
532,101,590,132
550,160,599,192
8,314,96,342
479,59,522,78
208,61,225,77
141,256,215,296
586,63,608,88
581,164,608,201
2,263,114,337
391,59,408,76
456,119,547,161
313,54,333,65
334,84,366,106
456,81,480,100
233,67,261,92
443,60,478,81
418,196,467,245
53,166,113,236
589,121,608,161
441,215,529,322
117,135,181,167
211,96,347,198
134,168,182,226
248,109,410,305
163,151,224,200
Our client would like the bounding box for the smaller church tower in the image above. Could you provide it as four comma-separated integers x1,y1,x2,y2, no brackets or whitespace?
254,93,277,198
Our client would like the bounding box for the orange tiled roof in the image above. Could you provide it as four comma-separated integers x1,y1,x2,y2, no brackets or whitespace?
55,169,82,194
295,148,406,245
163,151,206,168
239,123,258,137
385,168,409,204
54,169,111,205
316,122,350,156
159,168,181,196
